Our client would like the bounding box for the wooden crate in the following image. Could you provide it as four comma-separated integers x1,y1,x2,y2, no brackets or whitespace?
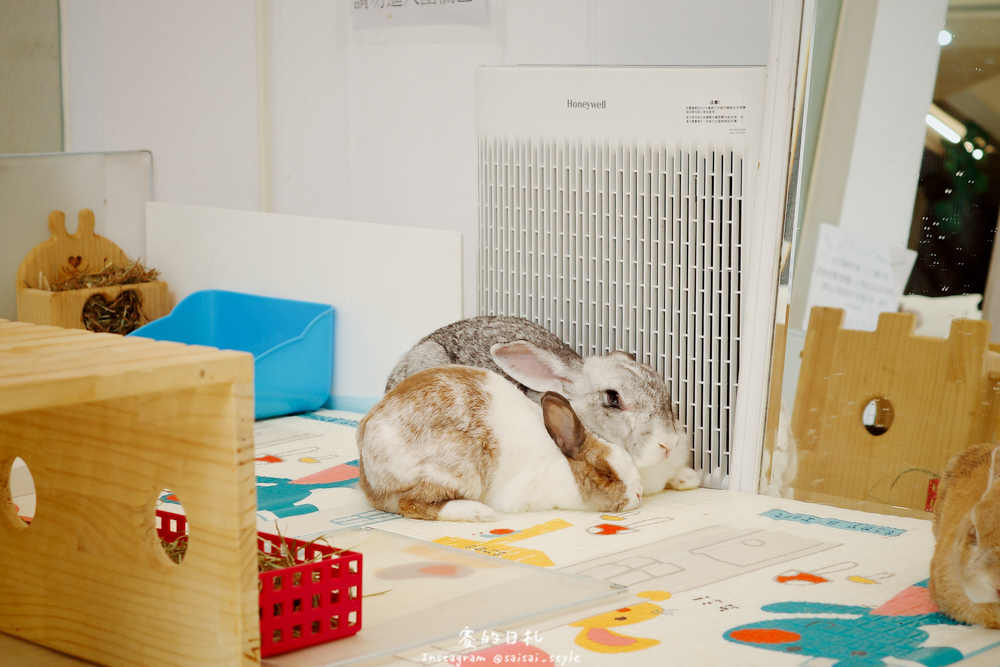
0,320,259,666
790,306,1000,515
15,209,170,331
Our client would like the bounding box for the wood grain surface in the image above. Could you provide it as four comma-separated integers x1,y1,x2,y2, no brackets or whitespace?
0,320,259,666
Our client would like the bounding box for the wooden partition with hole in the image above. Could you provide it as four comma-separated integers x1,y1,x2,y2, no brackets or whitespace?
0,320,259,666
16,209,170,332
790,306,1000,516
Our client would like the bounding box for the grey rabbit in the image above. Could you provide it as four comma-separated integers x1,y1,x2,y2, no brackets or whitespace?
385,315,699,494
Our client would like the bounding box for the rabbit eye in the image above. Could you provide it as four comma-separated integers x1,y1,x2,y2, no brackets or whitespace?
605,390,622,409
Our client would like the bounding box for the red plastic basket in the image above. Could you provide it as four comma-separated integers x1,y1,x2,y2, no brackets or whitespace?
156,510,363,657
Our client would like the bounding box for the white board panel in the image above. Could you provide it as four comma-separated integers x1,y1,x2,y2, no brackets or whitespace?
145,202,463,408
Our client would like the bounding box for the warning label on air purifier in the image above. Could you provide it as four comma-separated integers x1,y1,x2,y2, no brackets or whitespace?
686,98,748,134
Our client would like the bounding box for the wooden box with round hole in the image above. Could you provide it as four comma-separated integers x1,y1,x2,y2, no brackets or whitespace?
789,306,1000,515
0,319,258,666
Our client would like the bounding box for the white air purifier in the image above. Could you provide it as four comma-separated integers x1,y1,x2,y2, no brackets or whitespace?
476,66,766,489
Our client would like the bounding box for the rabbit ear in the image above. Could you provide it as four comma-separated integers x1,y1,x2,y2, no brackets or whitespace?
989,447,1000,492
491,341,579,393
540,392,586,459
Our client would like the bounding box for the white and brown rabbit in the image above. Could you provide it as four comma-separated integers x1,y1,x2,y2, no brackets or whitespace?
357,365,643,522
930,442,1000,627
385,315,698,495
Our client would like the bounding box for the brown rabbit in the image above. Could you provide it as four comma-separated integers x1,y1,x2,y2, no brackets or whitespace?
929,442,1000,627
357,365,643,521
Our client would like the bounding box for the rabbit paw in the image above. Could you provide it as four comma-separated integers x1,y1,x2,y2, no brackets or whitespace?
669,467,701,491
438,500,499,522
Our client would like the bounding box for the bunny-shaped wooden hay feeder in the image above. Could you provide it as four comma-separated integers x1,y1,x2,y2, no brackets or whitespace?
16,209,170,334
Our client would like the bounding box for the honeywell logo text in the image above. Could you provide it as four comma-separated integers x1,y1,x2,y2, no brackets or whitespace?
567,99,606,110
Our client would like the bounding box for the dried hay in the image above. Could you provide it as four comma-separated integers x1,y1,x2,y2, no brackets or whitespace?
46,259,160,292
82,290,146,335
37,259,161,335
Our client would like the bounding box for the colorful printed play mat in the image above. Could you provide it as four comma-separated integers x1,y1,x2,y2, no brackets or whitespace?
148,409,1000,665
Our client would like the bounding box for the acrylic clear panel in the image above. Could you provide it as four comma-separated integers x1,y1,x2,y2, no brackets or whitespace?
761,0,1000,519
0,151,153,321
262,527,624,667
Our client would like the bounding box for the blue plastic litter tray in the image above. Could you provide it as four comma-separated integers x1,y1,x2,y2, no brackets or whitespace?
130,290,334,420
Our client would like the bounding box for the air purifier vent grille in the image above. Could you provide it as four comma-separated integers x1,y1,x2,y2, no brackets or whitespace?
478,137,746,487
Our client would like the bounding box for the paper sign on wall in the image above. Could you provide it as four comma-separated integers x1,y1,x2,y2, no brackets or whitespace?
351,0,489,30
803,222,917,332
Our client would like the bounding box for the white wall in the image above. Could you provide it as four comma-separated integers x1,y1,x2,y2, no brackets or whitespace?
268,1,351,219
64,1,262,212
61,0,770,316
838,0,947,246
0,0,63,154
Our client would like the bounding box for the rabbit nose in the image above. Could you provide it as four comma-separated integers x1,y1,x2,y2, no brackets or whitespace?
659,443,671,456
